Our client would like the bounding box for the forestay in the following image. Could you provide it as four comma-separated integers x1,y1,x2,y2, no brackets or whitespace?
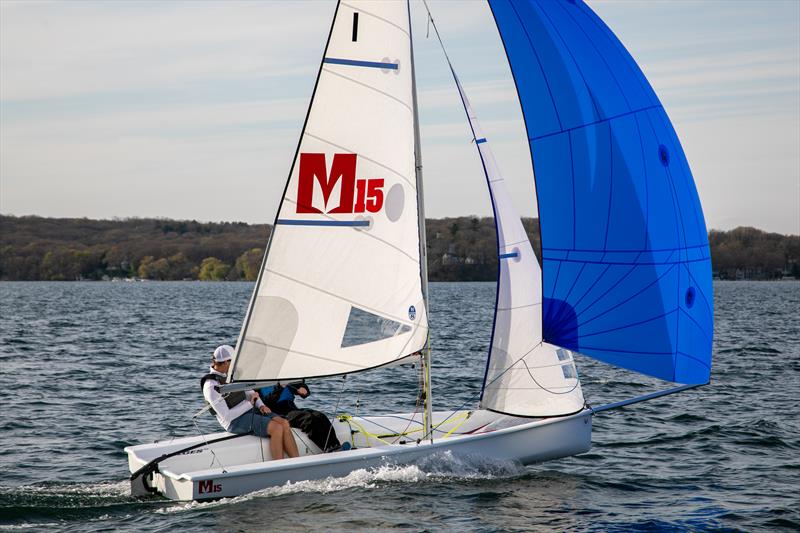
230,0,428,382
489,0,713,384
447,69,584,417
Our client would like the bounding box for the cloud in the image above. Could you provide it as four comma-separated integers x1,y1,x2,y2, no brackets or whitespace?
0,1,333,101
1,0,798,233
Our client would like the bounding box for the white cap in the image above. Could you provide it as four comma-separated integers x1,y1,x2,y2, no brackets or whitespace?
213,345,234,363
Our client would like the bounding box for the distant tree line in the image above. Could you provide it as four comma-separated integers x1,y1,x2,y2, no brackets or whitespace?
0,215,797,281
709,227,800,280
0,216,268,281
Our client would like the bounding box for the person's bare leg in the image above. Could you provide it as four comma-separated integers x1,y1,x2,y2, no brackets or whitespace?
267,419,284,460
280,418,299,458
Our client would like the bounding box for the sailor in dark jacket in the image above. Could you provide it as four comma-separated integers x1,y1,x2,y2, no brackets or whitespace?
259,382,346,452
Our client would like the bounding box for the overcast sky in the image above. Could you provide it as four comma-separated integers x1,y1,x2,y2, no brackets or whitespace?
1,0,798,234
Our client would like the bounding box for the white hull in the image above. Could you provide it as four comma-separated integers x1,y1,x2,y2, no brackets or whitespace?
125,409,592,501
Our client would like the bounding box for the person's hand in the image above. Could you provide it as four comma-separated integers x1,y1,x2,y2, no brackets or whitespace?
259,405,271,415
250,395,258,405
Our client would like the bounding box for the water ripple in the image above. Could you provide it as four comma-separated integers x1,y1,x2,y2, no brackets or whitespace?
0,280,798,531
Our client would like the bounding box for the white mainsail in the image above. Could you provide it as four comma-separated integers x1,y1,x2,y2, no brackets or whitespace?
448,73,584,417
230,0,427,382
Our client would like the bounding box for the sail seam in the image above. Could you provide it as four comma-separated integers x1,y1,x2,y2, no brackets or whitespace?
280,197,420,263
563,264,612,321
496,302,541,311
487,360,572,371
577,345,672,356
633,109,650,251
678,307,713,345
323,68,413,112
603,123,614,250
264,267,427,329
304,131,416,189
244,337,371,369
655,113,706,245
573,261,678,330
543,243,708,253
340,1,409,36
676,350,711,370
543,256,707,266
243,337,417,372
548,261,586,328
554,250,670,333
530,104,662,142
641,111,689,381
566,251,645,325
559,307,679,343
569,130,576,249
534,1,603,121
507,0,564,131
552,0,634,111
572,1,658,106
502,238,531,249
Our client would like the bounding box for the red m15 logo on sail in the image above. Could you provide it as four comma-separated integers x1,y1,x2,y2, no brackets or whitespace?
296,153,384,214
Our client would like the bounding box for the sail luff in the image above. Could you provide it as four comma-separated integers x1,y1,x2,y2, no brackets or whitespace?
229,0,343,382
407,0,434,441
230,0,429,383
421,3,501,403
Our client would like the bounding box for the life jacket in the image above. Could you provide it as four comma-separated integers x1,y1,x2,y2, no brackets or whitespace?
259,381,309,416
200,373,247,416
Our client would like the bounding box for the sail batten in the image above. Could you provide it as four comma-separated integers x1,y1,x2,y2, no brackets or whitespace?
489,0,713,385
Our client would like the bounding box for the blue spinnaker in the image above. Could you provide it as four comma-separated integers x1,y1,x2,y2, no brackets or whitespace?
488,0,713,384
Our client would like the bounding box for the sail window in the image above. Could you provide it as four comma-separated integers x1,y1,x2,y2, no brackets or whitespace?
562,364,577,379
341,306,411,348
556,348,570,362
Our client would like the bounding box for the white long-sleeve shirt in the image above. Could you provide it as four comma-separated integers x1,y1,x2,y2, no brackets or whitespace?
202,367,265,431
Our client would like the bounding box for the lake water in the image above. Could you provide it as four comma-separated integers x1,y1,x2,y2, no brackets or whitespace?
0,281,798,531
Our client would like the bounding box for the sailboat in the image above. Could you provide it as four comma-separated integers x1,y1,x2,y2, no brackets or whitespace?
126,0,713,501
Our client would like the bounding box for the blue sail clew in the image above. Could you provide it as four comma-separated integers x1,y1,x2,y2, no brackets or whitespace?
488,0,713,384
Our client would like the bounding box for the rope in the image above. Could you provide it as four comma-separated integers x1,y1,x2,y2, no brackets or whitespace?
441,411,471,439
323,375,348,451
250,402,265,462
192,417,229,473
338,415,395,447
338,410,472,447
521,359,580,395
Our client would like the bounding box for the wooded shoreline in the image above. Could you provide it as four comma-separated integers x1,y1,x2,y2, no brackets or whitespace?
1,215,798,281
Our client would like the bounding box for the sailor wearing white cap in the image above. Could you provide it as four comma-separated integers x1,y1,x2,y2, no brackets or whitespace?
201,345,299,460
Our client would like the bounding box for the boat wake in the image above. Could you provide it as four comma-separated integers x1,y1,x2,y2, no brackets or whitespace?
0,480,142,528
157,451,526,513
